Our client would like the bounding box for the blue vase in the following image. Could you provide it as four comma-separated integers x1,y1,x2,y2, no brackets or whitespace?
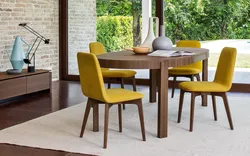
10,36,28,72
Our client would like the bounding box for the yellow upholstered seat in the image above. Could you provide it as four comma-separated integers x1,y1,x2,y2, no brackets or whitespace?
169,67,201,75
178,47,237,132
101,69,136,78
169,40,202,98
179,82,229,92
77,52,146,148
89,42,137,109
105,88,144,103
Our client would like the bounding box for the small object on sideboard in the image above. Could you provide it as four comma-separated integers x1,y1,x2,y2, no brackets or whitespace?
6,69,23,75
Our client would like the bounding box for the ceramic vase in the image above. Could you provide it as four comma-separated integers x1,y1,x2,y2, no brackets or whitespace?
10,36,30,72
152,25,173,51
140,17,159,51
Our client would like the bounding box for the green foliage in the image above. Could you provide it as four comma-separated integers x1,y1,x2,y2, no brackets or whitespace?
96,0,133,16
96,16,133,52
96,0,250,51
163,0,250,41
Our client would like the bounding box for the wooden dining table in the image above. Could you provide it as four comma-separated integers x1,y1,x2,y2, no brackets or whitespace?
96,47,209,138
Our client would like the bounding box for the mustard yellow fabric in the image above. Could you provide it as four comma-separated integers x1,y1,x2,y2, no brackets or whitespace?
77,52,108,102
105,88,144,103
179,82,230,92
169,40,202,75
89,42,136,77
102,70,136,78
168,67,201,75
89,42,109,71
77,52,143,103
89,42,105,55
179,47,237,92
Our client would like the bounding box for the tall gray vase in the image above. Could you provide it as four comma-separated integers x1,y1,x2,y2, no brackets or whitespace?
152,25,173,51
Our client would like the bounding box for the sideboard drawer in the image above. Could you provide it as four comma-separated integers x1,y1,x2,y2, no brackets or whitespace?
27,73,50,94
0,77,26,100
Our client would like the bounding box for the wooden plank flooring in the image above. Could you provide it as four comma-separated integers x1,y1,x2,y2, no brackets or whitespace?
0,81,92,156
0,80,248,156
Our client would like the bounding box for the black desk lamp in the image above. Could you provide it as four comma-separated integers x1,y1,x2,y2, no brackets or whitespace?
19,23,50,72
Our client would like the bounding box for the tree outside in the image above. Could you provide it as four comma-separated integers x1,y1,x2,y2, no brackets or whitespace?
96,0,250,68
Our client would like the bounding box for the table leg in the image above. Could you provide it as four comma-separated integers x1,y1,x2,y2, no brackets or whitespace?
157,62,168,138
149,69,157,103
202,59,208,106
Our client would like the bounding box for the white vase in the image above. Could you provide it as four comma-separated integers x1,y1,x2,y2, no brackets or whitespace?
152,25,173,50
140,17,159,51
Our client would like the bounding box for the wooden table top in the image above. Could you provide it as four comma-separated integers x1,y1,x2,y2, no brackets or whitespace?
0,69,50,81
97,47,209,69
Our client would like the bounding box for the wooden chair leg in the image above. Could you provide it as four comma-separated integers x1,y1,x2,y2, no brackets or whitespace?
211,94,217,121
120,78,126,110
136,99,146,141
195,74,201,81
108,79,111,89
221,93,234,130
103,104,110,149
93,103,99,132
118,104,122,132
171,76,177,98
190,75,194,81
80,99,92,137
132,76,137,91
177,89,185,123
189,92,196,132
120,78,124,88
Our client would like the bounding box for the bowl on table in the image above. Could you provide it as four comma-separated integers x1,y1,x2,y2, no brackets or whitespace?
132,47,150,55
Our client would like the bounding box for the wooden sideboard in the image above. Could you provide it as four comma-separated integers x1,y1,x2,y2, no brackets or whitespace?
0,69,51,101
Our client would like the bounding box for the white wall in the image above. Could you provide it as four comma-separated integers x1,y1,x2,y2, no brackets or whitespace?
0,0,59,78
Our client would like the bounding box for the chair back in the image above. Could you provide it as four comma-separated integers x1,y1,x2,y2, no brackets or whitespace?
213,47,237,91
89,42,109,71
89,42,105,55
176,40,202,70
77,52,108,102
176,40,201,48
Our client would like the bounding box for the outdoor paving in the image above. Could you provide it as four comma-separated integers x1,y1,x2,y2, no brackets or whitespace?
201,39,250,54
135,68,250,84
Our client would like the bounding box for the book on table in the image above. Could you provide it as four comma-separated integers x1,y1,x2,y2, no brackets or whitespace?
148,50,195,57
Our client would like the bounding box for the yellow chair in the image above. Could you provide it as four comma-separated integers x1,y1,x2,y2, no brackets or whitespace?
90,42,137,109
77,52,146,148
177,47,237,132
169,40,202,98
89,42,137,89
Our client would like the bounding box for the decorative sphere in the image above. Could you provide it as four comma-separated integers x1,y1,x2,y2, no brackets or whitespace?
152,36,173,51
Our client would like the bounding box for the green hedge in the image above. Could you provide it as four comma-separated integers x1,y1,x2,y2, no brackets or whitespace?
97,16,250,52
97,16,133,52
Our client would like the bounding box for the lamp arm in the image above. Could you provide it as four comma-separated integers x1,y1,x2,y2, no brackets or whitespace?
20,38,31,56
20,38,30,47
21,26,49,44
29,39,42,61
23,26,46,41
25,37,39,59
19,23,50,44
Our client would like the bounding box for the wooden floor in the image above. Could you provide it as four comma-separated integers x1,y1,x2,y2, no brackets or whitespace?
0,81,248,156
0,81,92,156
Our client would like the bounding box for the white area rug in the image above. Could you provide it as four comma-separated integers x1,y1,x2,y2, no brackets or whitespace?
0,92,250,156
